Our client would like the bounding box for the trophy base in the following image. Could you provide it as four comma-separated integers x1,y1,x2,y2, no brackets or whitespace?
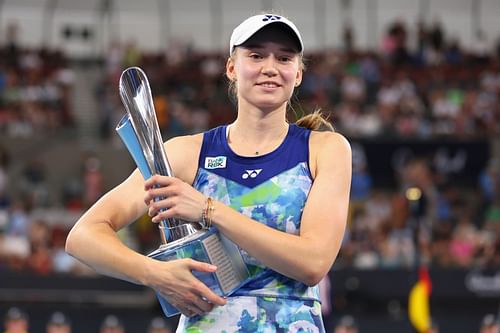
147,228,250,317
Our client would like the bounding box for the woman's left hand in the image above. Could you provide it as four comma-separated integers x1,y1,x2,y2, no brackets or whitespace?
144,175,206,223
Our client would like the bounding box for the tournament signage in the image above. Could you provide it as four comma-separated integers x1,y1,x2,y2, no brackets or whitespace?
351,139,491,188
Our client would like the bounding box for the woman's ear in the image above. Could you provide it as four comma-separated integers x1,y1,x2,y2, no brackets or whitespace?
226,57,236,82
295,67,303,87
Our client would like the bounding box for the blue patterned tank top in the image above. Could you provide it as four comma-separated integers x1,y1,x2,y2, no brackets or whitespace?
193,124,320,302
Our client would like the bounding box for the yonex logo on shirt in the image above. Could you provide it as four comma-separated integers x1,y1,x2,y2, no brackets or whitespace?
242,169,262,179
205,156,227,169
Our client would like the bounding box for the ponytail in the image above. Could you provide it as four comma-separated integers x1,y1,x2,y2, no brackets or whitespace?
295,109,334,132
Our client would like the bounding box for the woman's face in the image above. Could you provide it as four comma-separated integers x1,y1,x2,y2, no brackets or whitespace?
227,26,302,111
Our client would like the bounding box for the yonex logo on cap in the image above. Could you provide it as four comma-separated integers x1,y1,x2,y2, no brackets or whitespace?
262,15,282,22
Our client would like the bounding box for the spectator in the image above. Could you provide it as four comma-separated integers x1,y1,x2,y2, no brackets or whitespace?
100,315,124,333
50,226,80,274
1,203,30,271
19,158,49,209
0,145,9,211
147,317,172,333
449,217,478,267
350,143,372,202
319,275,332,316
484,195,500,230
3,307,29,333
334,315,359,333
382,20,410,65
429,317,440,333
46,311,71,333
480,314,500,333
479,161,500,208
82,155,103,208
27,220,52,275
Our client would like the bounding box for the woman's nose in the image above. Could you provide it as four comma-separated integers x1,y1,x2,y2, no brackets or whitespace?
261,56,278,76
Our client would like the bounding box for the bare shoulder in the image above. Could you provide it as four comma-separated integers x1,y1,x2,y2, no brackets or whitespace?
310,131,351,158
309,131,352,178
165,133,203,152
163,133,204,183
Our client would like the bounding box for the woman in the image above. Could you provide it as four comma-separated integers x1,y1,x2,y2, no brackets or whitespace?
66,13,351,332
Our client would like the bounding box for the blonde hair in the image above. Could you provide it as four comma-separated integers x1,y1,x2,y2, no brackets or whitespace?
294,110,334,132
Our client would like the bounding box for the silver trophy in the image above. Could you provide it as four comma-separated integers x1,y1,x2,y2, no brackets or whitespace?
115,67,249,317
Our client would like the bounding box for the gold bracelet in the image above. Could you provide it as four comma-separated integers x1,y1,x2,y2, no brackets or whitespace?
201,197,213,229
206,197,214,228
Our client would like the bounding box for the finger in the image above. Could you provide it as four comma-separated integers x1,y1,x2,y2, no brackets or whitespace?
151,210,170,222
197,282,227,306
144,190,154,205
184,260,227,306
151,205,177,222
190,304,208,316
144,174,163,189
144,175,176,190
179,307,194,317
145,186,180,203
186,259,217,273
180,299,205,317
148,198,175,217
143,188,167,205
191,296,215,313
190,278,227,307
166,299,201,317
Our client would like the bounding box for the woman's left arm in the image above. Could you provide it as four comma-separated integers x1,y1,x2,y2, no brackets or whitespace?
145,131,351,286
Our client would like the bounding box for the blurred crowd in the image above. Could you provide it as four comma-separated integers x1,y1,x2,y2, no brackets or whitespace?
2,306,173,333
0,22,74,138
338,157,499,270
329,313,500,333
94,19,500,140
0,18,499,276
3,306,499,333
0,146,105,276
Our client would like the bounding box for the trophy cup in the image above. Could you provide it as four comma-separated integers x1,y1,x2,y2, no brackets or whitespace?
115,67,249,317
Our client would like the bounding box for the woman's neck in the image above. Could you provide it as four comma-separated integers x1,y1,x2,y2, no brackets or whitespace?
232,102,287,135
227,104,289,156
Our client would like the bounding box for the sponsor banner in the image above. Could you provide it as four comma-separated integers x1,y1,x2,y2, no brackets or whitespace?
329,268,500,301
351,139,491,188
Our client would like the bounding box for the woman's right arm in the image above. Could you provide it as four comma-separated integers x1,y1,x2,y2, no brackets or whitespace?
65,168,226,316
66,168,153,283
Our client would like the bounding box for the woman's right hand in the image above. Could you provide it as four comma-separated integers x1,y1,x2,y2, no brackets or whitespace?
145,258,227,317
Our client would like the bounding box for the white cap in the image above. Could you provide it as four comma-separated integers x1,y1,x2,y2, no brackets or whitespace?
229,14,303,55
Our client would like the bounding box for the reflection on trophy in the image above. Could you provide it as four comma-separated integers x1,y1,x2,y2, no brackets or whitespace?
115,67,249,317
